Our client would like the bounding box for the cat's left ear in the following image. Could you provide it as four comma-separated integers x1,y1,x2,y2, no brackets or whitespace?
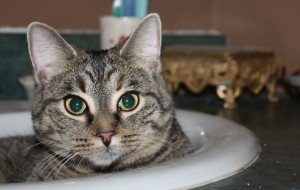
119,13,162,73
27,22,77,85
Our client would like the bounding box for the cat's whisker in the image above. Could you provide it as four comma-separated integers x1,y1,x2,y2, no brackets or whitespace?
152,137,186,150
30,148,67,178
32,150,70,180
52,153,78,181
75,154,86,173
139,136,186,152
23,139,55,152
45,152,74,181
122,147,145,168
33,144,77,179
23,142,43,152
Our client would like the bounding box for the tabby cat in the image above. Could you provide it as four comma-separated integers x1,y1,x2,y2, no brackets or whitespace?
0,13,193,183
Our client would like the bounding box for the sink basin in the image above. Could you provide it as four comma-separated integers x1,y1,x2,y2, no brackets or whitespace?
0,109,260,189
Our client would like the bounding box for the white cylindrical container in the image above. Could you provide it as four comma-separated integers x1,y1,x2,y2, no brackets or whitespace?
100,16,141,50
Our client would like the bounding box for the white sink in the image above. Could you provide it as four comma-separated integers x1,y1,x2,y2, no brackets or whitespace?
0,109,260,190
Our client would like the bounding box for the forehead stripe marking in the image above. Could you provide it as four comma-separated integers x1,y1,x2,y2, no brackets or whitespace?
77,76,86,93
106,68,117,81
117,75,124,91
84,70,95,83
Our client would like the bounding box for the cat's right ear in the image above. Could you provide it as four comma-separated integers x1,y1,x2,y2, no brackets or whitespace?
118,13,162,74
27,22,77,85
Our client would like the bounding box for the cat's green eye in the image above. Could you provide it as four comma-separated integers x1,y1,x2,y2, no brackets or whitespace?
65,96,87,115
118,92,139,111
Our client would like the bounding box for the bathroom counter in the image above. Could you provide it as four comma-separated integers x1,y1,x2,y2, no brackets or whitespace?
174,94,300,189
0,95,299,189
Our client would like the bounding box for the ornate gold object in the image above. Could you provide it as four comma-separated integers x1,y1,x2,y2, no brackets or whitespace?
162,46,283,109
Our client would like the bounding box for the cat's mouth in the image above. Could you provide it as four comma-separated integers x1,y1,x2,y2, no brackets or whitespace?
87,147,122,166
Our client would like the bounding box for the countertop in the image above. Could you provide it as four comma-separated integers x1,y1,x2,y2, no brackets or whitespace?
0,94,299,189
174,94,300,190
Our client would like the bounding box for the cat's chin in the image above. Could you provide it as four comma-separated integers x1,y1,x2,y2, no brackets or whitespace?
88,150,121,167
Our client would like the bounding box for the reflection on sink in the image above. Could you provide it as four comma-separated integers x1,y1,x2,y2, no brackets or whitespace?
0,109,260,190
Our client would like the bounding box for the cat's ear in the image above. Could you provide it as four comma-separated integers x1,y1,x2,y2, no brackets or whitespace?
27,22,77,85
119,13,162,73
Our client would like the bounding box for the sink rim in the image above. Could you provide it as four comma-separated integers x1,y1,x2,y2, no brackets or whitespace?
0,109,260,190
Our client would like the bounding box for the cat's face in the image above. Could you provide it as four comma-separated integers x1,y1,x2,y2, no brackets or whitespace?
28,14,174,167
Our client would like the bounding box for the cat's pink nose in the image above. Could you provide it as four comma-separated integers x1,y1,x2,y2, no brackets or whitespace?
95,130,116,147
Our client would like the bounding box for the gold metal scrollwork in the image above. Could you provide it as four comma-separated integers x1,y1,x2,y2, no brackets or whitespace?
162,46,283,109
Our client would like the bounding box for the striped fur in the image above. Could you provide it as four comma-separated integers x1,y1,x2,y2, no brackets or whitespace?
0,14,193,183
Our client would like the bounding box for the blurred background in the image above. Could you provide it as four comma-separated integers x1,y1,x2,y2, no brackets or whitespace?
1,0,299,74
0,0,300,100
